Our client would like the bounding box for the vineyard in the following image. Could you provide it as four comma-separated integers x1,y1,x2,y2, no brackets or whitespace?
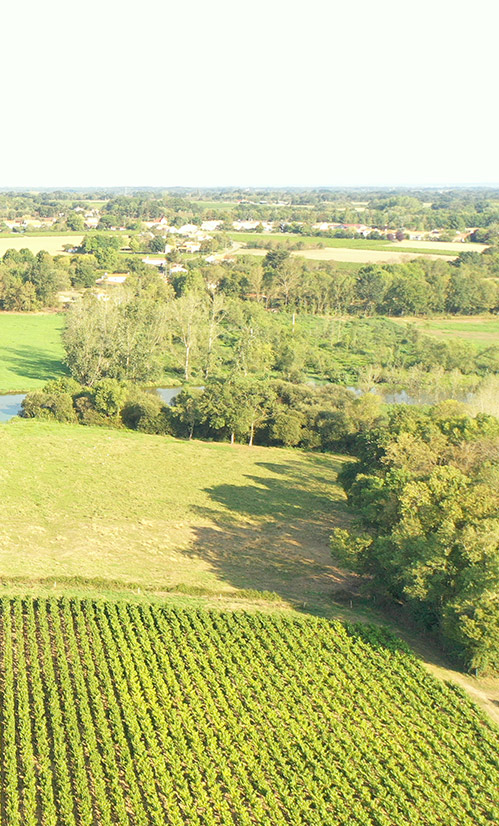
0,598,498,825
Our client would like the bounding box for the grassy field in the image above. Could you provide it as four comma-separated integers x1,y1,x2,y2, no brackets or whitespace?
228,231,458,257
0,234,83,255
0,420,350,609
0,314,66,392
391,315,499,350
1,596,496,826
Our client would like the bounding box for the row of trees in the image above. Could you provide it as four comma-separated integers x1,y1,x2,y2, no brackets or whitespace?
0,249,71,311
212,250,499,316
331,404,499,674
20,375,390,451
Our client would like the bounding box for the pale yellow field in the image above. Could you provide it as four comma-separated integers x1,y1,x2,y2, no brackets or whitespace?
0,235,83,256
291,248,456,263
391,239,488,253
236,247,455,264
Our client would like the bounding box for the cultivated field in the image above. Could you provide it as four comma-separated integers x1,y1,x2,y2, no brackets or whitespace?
390,315,499,349
229,232,457,263
0,314,66,392
229,231,456,254
0,235,83,255
291,248,455,263
0,420,350,609
1,597,497,826
235,247,454,263
393,239,488,253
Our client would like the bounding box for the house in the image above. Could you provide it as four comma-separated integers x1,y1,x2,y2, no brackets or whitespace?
142,257,166,267
179,241,202,253
96,273,128,285
342,223,371,236
169,264,188,274
177,224,199,236
232,220,261,231
312,222,339,232
201,220,223,231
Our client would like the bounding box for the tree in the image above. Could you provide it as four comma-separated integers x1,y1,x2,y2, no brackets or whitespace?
66,212,85,232
167,290,207,381
200,377,275,445
170,387,204,439
356,266,392,315
93,379,128,418
204,292,226,379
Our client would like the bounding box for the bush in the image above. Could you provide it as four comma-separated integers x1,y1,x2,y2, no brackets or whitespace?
21,391,76,423
121,392,171,434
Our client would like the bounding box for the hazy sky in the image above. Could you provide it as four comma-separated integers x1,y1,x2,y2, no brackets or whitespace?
1,0,498,188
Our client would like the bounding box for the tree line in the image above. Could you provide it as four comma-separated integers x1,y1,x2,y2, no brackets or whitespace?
331,403,499,674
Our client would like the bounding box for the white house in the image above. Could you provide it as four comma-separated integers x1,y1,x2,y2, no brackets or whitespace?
180,241,202,253
96,273,128,285
142,256,166,267
177,224,199,236
201,220,223,231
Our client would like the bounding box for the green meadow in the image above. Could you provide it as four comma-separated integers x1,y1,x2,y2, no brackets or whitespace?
391,316,499,350
228,231,455,256
0,419,350,611
0,313,66,392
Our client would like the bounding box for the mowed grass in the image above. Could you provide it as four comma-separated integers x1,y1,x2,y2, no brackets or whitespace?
0,313,66,392
0,420,350,609
391,316,499,350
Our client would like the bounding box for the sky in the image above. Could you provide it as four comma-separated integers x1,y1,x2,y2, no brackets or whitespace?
1,0,498,189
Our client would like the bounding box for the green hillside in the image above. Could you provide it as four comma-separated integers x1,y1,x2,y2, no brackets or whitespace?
0,419,349,611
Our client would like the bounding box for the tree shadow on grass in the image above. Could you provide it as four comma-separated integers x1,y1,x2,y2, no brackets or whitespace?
183,456,359,610
0,346,67,382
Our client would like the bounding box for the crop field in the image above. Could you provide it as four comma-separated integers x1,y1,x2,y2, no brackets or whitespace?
228,232,456,262
0,597,497,826
292,248,455,263
394,239,488,253
0,313,66,392
0,235,83,255
391,316,499,350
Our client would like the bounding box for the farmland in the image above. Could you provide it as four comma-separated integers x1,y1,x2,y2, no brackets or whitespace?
0,235,83,255
0,596,497,826
228,232,459,262
292,247,455,263
390,315,499,350
0,314,66,392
